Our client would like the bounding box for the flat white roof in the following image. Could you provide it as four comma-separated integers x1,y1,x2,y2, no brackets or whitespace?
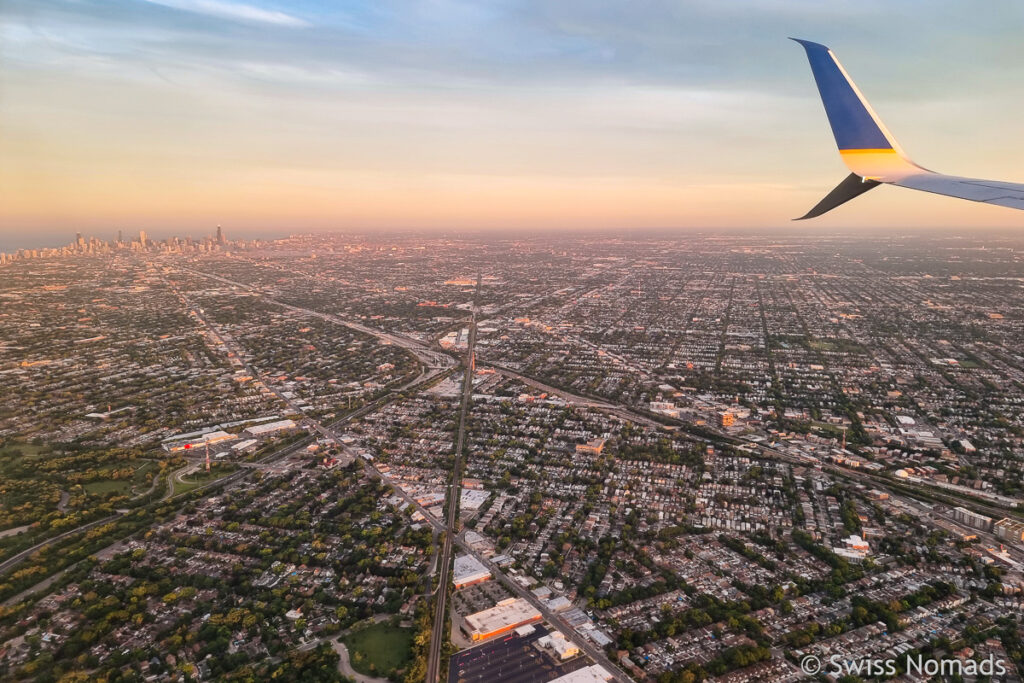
197,430,233,442
245,419,297,435
453,554,491,585
547,664,614,683
464,598,539,636
545,596,572,612
460,489,491,510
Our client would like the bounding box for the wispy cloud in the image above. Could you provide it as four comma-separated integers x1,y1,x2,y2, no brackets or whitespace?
4,0,1024,232
141,0,308,27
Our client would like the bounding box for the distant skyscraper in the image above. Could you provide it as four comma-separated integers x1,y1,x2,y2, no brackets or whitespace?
117,229,123,244
216,225,225,245
138,230,147,247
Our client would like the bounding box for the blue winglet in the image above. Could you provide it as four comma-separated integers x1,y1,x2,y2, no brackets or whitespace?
791,38,893,151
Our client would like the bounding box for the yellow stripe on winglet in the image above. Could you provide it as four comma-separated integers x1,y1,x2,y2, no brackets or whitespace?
839,148,898,155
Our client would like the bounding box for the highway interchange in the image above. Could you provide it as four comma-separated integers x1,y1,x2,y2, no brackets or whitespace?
11,262,1023,682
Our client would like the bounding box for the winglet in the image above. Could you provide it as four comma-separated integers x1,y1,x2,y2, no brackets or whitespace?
793,40,1024,217
793,39,923,216
794,173,880,220
790,38,897,153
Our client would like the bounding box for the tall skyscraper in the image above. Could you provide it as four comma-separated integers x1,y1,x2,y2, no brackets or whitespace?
216,225,225,245
138,230,147,247
117,230,123,244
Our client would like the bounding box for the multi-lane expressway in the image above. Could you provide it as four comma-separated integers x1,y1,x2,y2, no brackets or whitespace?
425,276,479,683
176,264,1024,678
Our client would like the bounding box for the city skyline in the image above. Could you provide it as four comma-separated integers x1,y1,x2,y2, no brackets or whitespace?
7,3,1024,681
3,0,1024,235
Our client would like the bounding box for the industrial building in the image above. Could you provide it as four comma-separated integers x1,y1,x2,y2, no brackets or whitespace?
548,665,614,682
462,598,541,641
545,596,572,612
833,534,871,561
951,506,994,532
231,438,259,453
460,489,491,511
995,518,1024,543
243,419,298,438
536,631,580,660
453,554,491,589
163,430,235,452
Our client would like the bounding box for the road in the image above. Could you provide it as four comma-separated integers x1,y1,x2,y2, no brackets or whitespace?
494,358,1024,525
0,512,121,575
173,262,1024,675
177,287,327,433
180,267,455,382
0,426,317,581
187,265,643,683
332,640,391,683
452,531,629,682
0,267,460,627
482,363,677,437
356,425,632,683
426,275,480,683
352,422,632,683
449,625,588,683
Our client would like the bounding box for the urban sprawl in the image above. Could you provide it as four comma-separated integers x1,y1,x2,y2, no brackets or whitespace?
2,231,1024,682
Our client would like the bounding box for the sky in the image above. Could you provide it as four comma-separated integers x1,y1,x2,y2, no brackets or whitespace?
2,0,1024,242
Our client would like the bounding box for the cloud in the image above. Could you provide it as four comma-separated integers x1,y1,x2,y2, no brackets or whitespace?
4,0,1024,232
141,0,308,27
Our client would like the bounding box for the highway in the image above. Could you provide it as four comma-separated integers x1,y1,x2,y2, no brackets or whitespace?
356,424,632,683
182,269,656,682
486,365,670,431
0,426,316,583
425,275,479,683
492,356,1024,525
4,265,629,679
181,266,455,383
0,512,121,575
456,532,629,683
173,263,1024,678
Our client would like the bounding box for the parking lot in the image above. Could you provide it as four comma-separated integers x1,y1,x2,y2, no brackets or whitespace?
448,625,590,683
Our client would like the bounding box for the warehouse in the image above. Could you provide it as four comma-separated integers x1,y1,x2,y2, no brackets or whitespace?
453,554,491,589
995,518,1024,543
462,598,541,641
537,631,580,660
231,439,259,453
163,430,235,452
548,665,614,682
243,419,298,438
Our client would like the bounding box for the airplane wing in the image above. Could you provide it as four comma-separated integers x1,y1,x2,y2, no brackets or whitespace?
792,38,1024,219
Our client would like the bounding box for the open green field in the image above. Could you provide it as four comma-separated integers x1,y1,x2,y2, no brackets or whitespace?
343,623,414,678
129,460,158,490
82,461,159,498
